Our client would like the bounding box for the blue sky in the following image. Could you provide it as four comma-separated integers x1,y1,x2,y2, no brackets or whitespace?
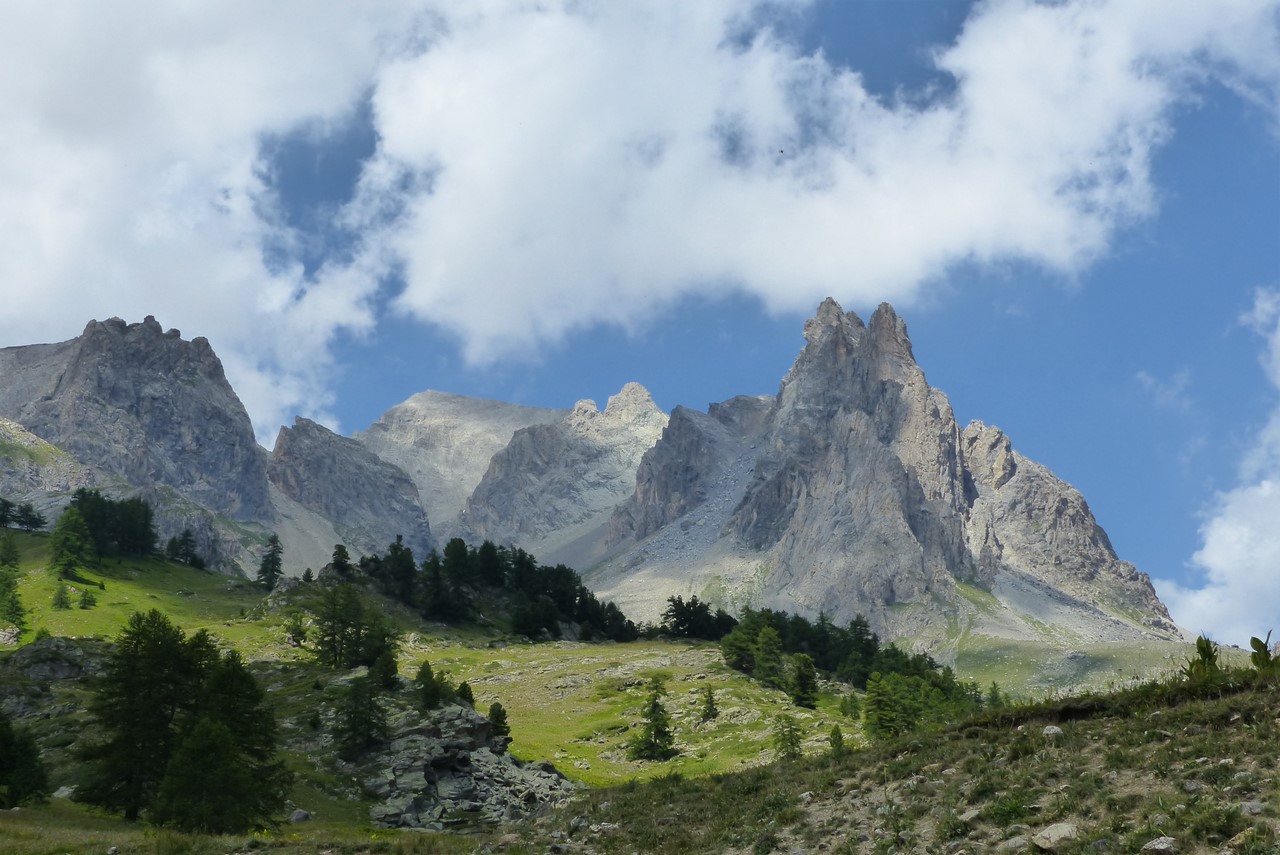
0,1,1277,642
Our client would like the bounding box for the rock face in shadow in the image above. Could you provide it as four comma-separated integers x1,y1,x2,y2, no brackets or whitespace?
268,417,434,560
589,299,1177,644
0,317,271,522
461,383,668,553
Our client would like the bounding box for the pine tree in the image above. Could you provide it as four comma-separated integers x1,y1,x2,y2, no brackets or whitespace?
0,707,49,807
414,660,448,710
50,507,96,575
456,680,475,707
752,625,785,688
0,565,25,634
78,587,97,609
789,653,819,708
256,534,283,590
0,530,19,568
488,701,510,751
335,676,387,760
150,718,257,834
371,648,399,690
699,686,719,722
52,583,72,610
828,724,846,758
839,691,862,721
330,544,353,578
773,713,802,762
627,682,677,761
80,611,289,827
80,611,202,820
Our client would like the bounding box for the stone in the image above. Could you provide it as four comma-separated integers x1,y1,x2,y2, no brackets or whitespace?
52,785,76,799
289,809,312,822
1140,838,1178,853
995,837,1031,853
958,809,982,824
1031,822,1079,851
1239,801,1265,816
269,417,434,559
1042,726,1064,740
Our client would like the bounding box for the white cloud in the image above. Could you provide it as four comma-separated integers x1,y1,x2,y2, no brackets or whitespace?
0,0,1278,440
342,0,1280,362
1158,290,1280,645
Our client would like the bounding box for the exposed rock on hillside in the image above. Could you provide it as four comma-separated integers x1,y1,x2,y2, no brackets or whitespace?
367,703,577,829
356,392,564,541
588,299,1177,646
462,383,667,555
0,317,271,521
269,417,433,560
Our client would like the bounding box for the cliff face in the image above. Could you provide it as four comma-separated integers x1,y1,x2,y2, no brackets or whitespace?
586,299,1177,645
460,382,668,554
355,392,565,541
0,317,271,522
269,417,434,561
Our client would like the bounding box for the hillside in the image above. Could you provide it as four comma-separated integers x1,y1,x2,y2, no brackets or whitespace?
2,530,1269,855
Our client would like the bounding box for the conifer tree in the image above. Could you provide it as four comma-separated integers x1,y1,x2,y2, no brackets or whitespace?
789,653,819,708
414,660,449,710
456,680,475,708
488,701,510,751
627,681,676,761
0,707,48,807
51,507,96,575
256,534,283,590
0,562,25,634
0,530,19,569
773,713,802,761
752,625,785,688
51,583,71,610
828,724,846,758
335,675,387,760
699,686,719,722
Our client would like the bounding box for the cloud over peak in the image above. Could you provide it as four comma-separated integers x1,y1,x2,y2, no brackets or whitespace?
0,0,1277,437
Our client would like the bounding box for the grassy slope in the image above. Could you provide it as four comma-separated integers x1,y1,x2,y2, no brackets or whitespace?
3,531,1264,855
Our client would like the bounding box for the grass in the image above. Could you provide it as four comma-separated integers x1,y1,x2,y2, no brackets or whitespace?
6,529,1276,853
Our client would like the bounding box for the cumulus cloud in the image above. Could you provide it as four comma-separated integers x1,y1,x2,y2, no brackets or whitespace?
1,0,1278,439
342,0,1280,362
1158,290,1280,645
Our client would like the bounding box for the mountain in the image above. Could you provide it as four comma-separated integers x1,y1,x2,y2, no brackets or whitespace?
0,316,270,521
355,391,565,542
459,382,668,562
0,305,1179,652
0,318,434,575
578,300,1178,647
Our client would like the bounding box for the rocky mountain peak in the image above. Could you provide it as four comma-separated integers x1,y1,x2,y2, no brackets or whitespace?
0,316,271,522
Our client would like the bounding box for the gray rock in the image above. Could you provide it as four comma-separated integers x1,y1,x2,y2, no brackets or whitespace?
1140,838,1178,853
1031,822,1079,851
1043,725,1064,740
355,391,564,541
1239,801,1265,816
269,418,433,559
289,809,311,822
461,383,666,555
996,837,1031,853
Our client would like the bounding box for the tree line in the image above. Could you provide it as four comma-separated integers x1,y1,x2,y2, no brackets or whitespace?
298,535,638,643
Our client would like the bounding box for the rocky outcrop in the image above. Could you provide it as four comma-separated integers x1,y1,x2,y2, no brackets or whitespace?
0,317,271,522
961,421,1177,635
462,383,667,554
356,392,564,541
587,299,1178,646
367,704,577,829
269,418,433,560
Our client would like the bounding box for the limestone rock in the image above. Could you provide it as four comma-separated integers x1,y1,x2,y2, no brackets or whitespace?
356,391,564,541
1031,822,1079,851
587,299,1179,647
0,317,271,521
1140,837,1178,853
367,703,578,829
269,417,433,561
461,382,667,555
